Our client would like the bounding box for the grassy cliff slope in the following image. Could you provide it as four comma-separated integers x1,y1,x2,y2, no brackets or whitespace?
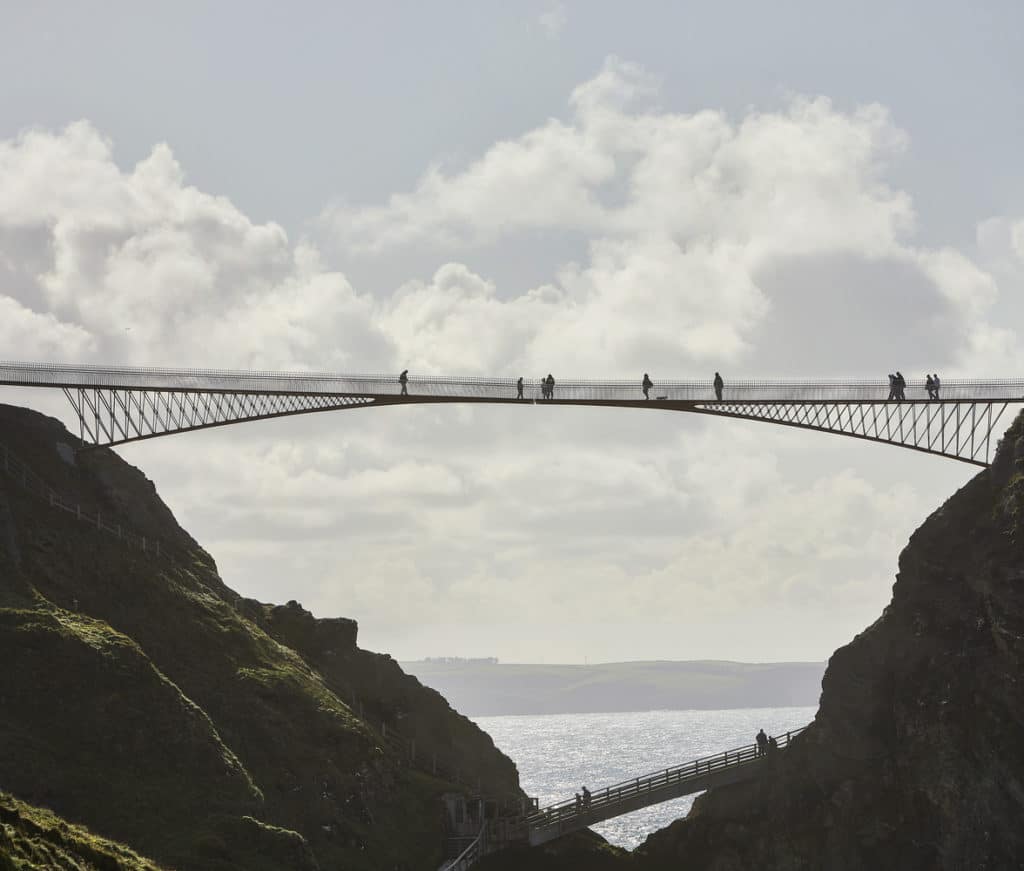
0,404,520,871
0,790,165,871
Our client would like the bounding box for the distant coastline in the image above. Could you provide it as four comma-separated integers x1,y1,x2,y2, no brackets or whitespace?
400,659,825,717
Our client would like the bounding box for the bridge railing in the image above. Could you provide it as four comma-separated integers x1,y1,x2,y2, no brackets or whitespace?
443,824,486,871
525,727,806,828
1,361,1023,403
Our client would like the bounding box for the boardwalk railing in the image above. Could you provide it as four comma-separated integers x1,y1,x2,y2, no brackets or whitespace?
526,727,806,834
0,441,166,560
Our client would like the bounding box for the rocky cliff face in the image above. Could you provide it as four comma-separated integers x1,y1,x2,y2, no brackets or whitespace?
632,411,1024,870
0,404,521,871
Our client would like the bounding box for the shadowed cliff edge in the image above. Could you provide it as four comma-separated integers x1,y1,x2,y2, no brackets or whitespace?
0,403,521,871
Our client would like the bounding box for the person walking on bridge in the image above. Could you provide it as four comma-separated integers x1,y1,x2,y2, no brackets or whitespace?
399,369,409,396
581,786,591,809
713,372,724,401
546,373,555,400
895,371,906,402
756,728,768,757
642,373,653,400
925,374,935,400
516,376,524,400
932,373,941,399
887,373,897,401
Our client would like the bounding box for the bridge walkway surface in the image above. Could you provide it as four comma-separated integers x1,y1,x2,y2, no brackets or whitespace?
1,362,1021,465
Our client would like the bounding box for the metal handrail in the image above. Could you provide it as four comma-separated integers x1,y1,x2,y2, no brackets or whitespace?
0,441,167,560
0,361,1021,403
444,824,486,871
525,727,806,827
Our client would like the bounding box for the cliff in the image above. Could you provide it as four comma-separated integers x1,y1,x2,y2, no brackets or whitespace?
0,404,521,871
631,410,1024,869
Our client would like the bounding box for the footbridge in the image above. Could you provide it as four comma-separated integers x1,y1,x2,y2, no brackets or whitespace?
443,728,805,868
1,362,1020,465
522,728,804,847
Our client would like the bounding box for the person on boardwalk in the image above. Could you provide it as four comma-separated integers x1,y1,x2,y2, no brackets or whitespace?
932,373,941,399
713,372,724,401
516,376,524,400
399,369,409,396
546,373,555,400
887,373,897,401
581,786,591,809
756,728,768,757
925,374,935,400
896,371,906,401
642,373,653,400
574,792,582,812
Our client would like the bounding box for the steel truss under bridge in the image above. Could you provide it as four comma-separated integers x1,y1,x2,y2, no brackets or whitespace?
0,362,1020,466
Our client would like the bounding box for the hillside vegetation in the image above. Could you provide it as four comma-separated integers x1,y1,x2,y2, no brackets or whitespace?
0,404,521,871
0,791,164,871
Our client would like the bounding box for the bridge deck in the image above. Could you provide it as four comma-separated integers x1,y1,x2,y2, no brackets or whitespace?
524,728,804,846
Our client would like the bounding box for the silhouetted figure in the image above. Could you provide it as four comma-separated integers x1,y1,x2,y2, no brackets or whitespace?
933,373,941,399
756,728,768,757
767,735,778,754
517,377,524,400
399,369,409,396
546,373,555,400
896,371,907,401
574,792,582,812
887,373,897,401
713,372,724,401
581,786,591,809
642,373,653,400
925,374,935,400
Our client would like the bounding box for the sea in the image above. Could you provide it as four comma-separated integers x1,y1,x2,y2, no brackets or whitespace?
475,706,816,850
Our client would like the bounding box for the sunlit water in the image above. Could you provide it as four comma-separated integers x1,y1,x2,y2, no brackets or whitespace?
475,706,816,850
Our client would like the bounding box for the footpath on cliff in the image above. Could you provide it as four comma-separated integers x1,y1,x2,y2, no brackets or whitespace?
481,410,1024,870
0,403,523,871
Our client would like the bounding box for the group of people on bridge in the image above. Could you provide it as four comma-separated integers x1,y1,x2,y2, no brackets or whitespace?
888,372,942,401
397,371,728,400
755,728,778,756
396,370,943,402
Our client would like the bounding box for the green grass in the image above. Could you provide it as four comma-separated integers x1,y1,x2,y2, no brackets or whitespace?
0,791,164,870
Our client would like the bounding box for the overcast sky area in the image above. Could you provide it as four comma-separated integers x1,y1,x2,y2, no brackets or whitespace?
3,2,1024,663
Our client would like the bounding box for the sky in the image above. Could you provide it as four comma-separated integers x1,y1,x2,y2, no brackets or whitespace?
2,2,1024,663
